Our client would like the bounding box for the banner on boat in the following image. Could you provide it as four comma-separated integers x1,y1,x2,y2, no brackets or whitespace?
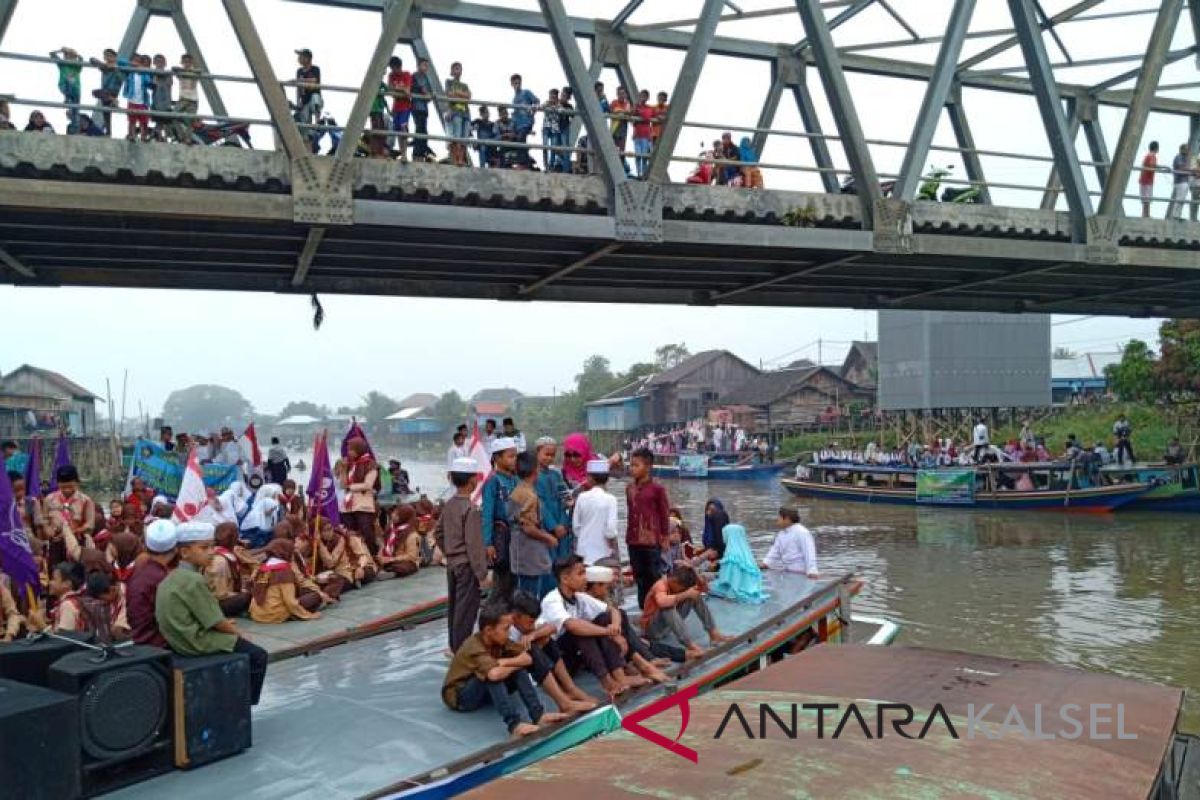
678,454,709,478
128,438,243,499
916,468,976,505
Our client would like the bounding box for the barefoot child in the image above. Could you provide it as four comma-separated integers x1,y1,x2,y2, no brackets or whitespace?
508,590,597,714
442,605,566,738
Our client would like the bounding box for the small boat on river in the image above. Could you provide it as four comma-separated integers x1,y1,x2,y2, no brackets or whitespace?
651,453,786,481
1097,462,1200,512
783,461,1150,512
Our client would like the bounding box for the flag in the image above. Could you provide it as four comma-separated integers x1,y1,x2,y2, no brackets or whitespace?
240,423,262,471
47,433,71,492
468,420,492,505
0,470,40,599
307,430,341,523
23,437,42,498
340,418,375,460
172,448,207,522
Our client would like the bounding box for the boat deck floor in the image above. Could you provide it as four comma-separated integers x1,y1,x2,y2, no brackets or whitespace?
240,568,449,659
112,572,842,800
471,645,1185,800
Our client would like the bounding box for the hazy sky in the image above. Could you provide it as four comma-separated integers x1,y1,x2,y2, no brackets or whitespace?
0,1,1179,415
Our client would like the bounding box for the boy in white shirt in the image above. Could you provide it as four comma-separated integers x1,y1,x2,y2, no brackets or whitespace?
572,459,618,564
761,506,819,578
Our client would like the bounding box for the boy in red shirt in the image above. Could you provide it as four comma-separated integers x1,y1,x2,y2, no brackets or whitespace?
1139,141,1159,218
387,56,413,161
625,447,670,607
632,89,654,179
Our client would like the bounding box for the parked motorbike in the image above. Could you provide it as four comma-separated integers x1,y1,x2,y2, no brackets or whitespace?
839,175,896,197
918,165,983,204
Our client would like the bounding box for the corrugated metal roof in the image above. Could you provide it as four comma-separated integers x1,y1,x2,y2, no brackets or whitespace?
1052,352,1121,381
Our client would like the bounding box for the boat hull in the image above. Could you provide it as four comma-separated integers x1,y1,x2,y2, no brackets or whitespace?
781,478,1147,511
1125,491,1200,512
652,463,786,480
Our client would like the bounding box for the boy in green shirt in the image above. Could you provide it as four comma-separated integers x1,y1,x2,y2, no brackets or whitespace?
156,521,269,704
49,47,83,132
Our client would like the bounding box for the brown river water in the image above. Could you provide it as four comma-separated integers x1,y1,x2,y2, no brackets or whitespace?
334,456,1200,732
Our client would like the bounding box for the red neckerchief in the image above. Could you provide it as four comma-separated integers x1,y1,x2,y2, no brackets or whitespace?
259,560,292,573
382,524,411,557
214,546,238,566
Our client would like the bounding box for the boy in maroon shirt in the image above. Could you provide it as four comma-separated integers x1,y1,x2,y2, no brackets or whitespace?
625,447,670,607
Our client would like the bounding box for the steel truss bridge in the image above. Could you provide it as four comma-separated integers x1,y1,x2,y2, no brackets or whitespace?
1,0,1200,316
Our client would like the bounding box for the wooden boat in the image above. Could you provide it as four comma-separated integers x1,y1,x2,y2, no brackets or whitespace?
1098,462,1200,512
782,461,1150,512
371,572,894,799
470,644,1193,800
114,572,895,800
651,453,786,481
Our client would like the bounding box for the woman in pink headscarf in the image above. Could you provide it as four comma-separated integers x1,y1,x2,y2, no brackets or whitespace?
561,433,595,489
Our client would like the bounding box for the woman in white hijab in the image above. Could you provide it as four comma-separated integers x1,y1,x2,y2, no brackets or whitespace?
239,483,282,548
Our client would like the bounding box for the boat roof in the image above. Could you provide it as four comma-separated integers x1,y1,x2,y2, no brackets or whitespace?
470,645,1183,800
809,461,1085,473
112,571,850,800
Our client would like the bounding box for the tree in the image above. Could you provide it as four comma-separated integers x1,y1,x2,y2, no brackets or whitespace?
277,400,329,419
1052,346,1077,359
622,361,658,383
575,355,618,401
654,343,691,370
162,385,254,433
358,391,400,426
1105,340,1158,402
433,390,468,429
1156,319,1200,395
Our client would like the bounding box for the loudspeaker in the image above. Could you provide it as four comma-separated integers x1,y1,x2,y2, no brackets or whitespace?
48,645,174,797
0,632,93,687
172,652,252,768
0,678,82,800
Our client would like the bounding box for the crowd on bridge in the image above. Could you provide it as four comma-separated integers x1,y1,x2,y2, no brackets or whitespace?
2,45,767,187
0,414,818,737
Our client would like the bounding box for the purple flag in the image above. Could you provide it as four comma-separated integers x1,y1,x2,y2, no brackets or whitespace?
23,437,42,498
306,431,341,524
340,419,375,460
0,469,41,599
47,433,71,492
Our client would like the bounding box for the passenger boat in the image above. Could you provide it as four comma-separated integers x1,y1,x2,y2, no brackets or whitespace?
1097,462,1200,512
782,461,1150,512
470,644,1196,800
651,453,786,481
114,572,894,800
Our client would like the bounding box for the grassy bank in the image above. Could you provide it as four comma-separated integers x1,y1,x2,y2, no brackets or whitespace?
778,403,1190,461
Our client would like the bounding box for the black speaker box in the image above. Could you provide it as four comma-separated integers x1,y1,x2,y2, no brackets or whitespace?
171,652,252,768
48,645,174,797
0,632,94,687
0,678,81,800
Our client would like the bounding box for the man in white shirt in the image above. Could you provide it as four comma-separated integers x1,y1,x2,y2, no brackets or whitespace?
572,459,618,564
538,556,643,695
215,427,244,468
761,506,818,578
446,429,470,469
972,418,989,463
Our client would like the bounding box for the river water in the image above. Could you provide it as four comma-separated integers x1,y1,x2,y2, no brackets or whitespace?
300,454,1200,732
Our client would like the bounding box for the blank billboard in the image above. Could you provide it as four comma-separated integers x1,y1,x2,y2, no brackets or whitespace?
878,311,1051,410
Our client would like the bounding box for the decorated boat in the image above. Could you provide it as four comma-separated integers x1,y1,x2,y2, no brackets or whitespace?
1097,462,1200,512
114,571,895,800
783,461,1150,512
651,453,786,480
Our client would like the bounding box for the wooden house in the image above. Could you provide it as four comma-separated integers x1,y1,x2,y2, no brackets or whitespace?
721,366,869,432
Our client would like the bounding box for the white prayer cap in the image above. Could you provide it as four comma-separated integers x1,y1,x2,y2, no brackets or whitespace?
176,521,216,544
450,457,478,474
586,458,610,475
150,494,170,509
491,437,517,454
585,565,614,584
145,520,178,553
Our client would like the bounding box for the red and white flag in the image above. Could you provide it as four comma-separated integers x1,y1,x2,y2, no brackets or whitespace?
240,423,262,471
173,448,207,522
468,420,492,505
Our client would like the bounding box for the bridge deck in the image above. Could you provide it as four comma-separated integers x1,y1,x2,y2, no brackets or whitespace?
2,132,1199,316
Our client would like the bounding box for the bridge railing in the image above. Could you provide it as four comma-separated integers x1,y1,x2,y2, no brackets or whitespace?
0,47,1189,211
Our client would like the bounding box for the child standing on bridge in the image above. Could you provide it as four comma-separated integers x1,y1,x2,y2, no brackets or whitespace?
49,47,82,133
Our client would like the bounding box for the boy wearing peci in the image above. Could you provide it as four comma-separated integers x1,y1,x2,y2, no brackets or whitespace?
435,457,489,653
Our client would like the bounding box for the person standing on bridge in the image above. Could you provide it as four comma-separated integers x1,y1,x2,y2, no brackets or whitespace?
49,47,83,133
632,90,654,180
1140,141,1159,218
445,62,472,167
88,48,123,136
509,74,539,169
122,54,153,142
1167,144,1190,221
387,56,412,161
609,86,633,178
293,48,322,151
171,54,200,144
411,58,435,162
